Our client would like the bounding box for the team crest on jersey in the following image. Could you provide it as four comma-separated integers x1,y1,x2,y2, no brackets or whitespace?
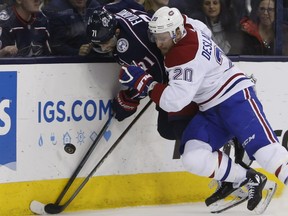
101,16,110,27
117,38,129,53
0,10,10,20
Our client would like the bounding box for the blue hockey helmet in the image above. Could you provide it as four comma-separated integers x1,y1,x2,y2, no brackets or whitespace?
87,9,118,44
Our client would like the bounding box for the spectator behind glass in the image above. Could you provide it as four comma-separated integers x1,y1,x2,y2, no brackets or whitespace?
240,0,275,55
143,0,169,14
193,0,243,55
43,0,102,56
0,0,51,57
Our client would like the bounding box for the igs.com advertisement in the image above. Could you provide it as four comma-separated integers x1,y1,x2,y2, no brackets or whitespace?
0,72,17,170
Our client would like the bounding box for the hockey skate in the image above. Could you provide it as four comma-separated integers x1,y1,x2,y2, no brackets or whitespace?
246,169,277,214
206,169,277,214
206,180,248,213
246,169,268,211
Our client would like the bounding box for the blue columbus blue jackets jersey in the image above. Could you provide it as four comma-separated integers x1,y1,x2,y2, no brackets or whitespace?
0,6,51,57
105,2,165,83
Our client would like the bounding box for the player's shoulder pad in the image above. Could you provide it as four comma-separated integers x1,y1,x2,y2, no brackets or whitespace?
165,29,199,68
0,9,10,21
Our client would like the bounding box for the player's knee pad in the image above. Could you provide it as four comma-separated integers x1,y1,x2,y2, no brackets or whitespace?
181,140,216,176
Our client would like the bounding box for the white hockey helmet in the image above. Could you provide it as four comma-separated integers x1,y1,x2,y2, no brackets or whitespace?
148,6,185,39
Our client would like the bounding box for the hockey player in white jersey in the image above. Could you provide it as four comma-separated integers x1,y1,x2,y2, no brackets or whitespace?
118,6,288,213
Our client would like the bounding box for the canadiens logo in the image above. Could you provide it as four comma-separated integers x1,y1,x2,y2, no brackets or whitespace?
0,10,10,21
117,38,129,53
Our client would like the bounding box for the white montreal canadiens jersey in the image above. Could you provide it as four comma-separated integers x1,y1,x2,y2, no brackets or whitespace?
159,26,254,112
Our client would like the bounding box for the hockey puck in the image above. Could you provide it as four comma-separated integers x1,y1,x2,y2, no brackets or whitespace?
64,143,76,154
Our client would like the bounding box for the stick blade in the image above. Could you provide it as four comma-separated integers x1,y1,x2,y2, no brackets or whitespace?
30,200,48,215
44,203,64,214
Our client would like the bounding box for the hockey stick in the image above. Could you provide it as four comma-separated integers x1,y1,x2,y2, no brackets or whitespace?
30,100,152,215
30,113,113,215
56,114,114,205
